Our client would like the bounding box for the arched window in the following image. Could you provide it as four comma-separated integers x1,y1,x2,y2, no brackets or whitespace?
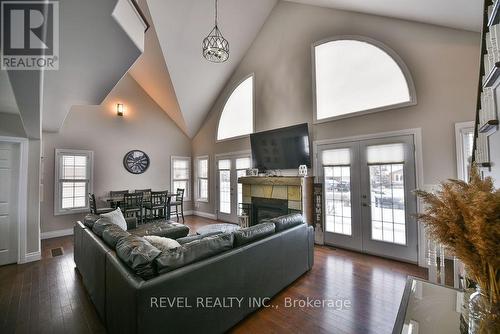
313,36,416,122
217,75,254,141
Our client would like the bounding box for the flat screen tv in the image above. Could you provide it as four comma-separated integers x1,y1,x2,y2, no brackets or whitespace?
250,123,311,171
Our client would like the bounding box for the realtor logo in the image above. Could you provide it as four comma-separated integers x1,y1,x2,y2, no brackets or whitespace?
1,1,59,70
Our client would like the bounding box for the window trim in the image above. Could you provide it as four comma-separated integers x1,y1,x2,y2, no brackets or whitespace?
215,73,255,143
455,121,475,181
54,149,94,216
311,35,417,124
171,155,192,201
195,155,209,202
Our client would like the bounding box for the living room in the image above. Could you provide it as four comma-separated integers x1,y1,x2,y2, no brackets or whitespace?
0,0,499,333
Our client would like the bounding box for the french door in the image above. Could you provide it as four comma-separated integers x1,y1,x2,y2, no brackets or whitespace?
216,153,251,223
318,135,418,263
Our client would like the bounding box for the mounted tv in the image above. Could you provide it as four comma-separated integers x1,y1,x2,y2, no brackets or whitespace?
250,123,311,171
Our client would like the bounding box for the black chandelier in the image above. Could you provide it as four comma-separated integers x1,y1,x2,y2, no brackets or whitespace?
202,0,229,63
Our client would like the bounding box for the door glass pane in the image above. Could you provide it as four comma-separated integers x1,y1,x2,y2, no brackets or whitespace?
219,170,231,214
369,163,406,245
324,165,352,235
218,159,231,214
236,169,247,215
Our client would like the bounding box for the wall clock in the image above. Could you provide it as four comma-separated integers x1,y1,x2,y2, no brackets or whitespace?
123,150,150,174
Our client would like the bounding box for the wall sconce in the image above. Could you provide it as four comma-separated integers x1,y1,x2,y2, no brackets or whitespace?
116,103,124,116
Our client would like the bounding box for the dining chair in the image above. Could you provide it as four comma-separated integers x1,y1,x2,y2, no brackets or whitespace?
88,193,114,215
169,188,185,223
122,193,144,224
109,190,129,209
144,191,168,221
135,189,152,203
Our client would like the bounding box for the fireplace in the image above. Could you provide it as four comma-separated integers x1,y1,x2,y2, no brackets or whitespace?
252,197,288,225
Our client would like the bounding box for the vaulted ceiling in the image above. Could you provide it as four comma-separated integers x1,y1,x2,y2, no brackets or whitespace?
284,0,483,32
146,0,278,137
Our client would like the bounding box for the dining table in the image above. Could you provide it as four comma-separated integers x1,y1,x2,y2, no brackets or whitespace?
100,192,180,220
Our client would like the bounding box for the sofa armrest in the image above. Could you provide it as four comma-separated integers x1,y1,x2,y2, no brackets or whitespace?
126,217,137,230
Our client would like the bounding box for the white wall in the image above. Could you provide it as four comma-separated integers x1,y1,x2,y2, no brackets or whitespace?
191,1,481,215
41,74,192,233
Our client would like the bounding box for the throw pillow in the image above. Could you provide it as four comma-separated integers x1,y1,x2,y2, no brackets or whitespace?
100,207,127,231
144,235,181,252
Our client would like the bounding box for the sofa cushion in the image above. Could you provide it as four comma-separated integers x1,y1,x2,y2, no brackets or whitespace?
233,222,275,247
155,233,234,274
116,235,161,279
176,231,223,245
83,214,101,228
271,213,305,232
130,220,190,239
144,236,181,252
100,208,128,231
102,224,131,248
92,219,115,237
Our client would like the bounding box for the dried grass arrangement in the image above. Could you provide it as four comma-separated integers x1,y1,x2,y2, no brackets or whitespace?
415,166,499,331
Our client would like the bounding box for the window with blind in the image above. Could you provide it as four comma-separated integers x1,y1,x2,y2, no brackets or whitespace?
196,156,209,202
171,156,191,200
54,149,93,215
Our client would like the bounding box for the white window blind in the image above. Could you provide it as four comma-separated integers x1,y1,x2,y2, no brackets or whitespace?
55,149,93,215
322,148,351,165
366,143,405,164
171,156,191,200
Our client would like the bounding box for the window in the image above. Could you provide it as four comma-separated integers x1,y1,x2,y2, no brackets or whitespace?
313,37,416,122
217,75,254,141
196,156,209,202
455,122,475,181
54,149,93,215
171,156,191,200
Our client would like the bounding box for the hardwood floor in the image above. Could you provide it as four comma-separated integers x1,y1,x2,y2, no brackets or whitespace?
0,216,427,334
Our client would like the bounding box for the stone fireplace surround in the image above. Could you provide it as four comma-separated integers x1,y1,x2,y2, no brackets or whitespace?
238,176,313,226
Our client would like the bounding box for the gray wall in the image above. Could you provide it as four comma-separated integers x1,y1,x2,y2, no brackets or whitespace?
191,1,480,215
41,74,192,233
0,113,26,137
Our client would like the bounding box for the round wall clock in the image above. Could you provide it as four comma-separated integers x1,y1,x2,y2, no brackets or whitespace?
123,150,150,174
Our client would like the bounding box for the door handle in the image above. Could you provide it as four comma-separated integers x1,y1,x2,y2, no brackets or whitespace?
362,203,371,207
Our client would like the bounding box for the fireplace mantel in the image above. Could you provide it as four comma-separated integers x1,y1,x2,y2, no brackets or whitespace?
238,176,313,225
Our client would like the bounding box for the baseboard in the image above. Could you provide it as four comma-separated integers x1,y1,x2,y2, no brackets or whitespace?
192,211,217,220
19,251,41,263
41,228,74,240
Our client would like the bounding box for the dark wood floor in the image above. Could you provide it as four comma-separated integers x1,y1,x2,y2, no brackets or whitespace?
0,216,428,334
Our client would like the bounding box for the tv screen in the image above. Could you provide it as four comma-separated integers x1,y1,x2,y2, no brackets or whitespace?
250,123,311,171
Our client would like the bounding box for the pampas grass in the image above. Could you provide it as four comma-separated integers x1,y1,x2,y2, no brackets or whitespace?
415,166,499,330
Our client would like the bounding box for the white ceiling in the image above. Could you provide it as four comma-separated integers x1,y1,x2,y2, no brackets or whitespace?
0,70,19,115
285,0,483,32
147,0,278,137
129,0,188,135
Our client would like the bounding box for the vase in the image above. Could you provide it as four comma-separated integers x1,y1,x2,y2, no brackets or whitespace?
468,287,491,334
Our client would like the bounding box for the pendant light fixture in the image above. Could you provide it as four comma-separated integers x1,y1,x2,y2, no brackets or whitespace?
202,0,229,63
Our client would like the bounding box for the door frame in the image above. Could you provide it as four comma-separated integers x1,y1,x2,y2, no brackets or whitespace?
313,128,426,267
214,150,252,223
0,136,29,264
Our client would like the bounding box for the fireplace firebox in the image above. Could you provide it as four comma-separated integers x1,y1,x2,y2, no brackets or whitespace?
252,197,288,225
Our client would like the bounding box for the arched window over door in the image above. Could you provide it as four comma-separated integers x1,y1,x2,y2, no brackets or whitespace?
313,36,416,122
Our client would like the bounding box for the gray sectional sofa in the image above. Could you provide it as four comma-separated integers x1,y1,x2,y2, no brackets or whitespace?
74,214,314,334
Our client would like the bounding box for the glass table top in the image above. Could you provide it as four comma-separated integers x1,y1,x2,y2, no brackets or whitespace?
393,277,463,334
